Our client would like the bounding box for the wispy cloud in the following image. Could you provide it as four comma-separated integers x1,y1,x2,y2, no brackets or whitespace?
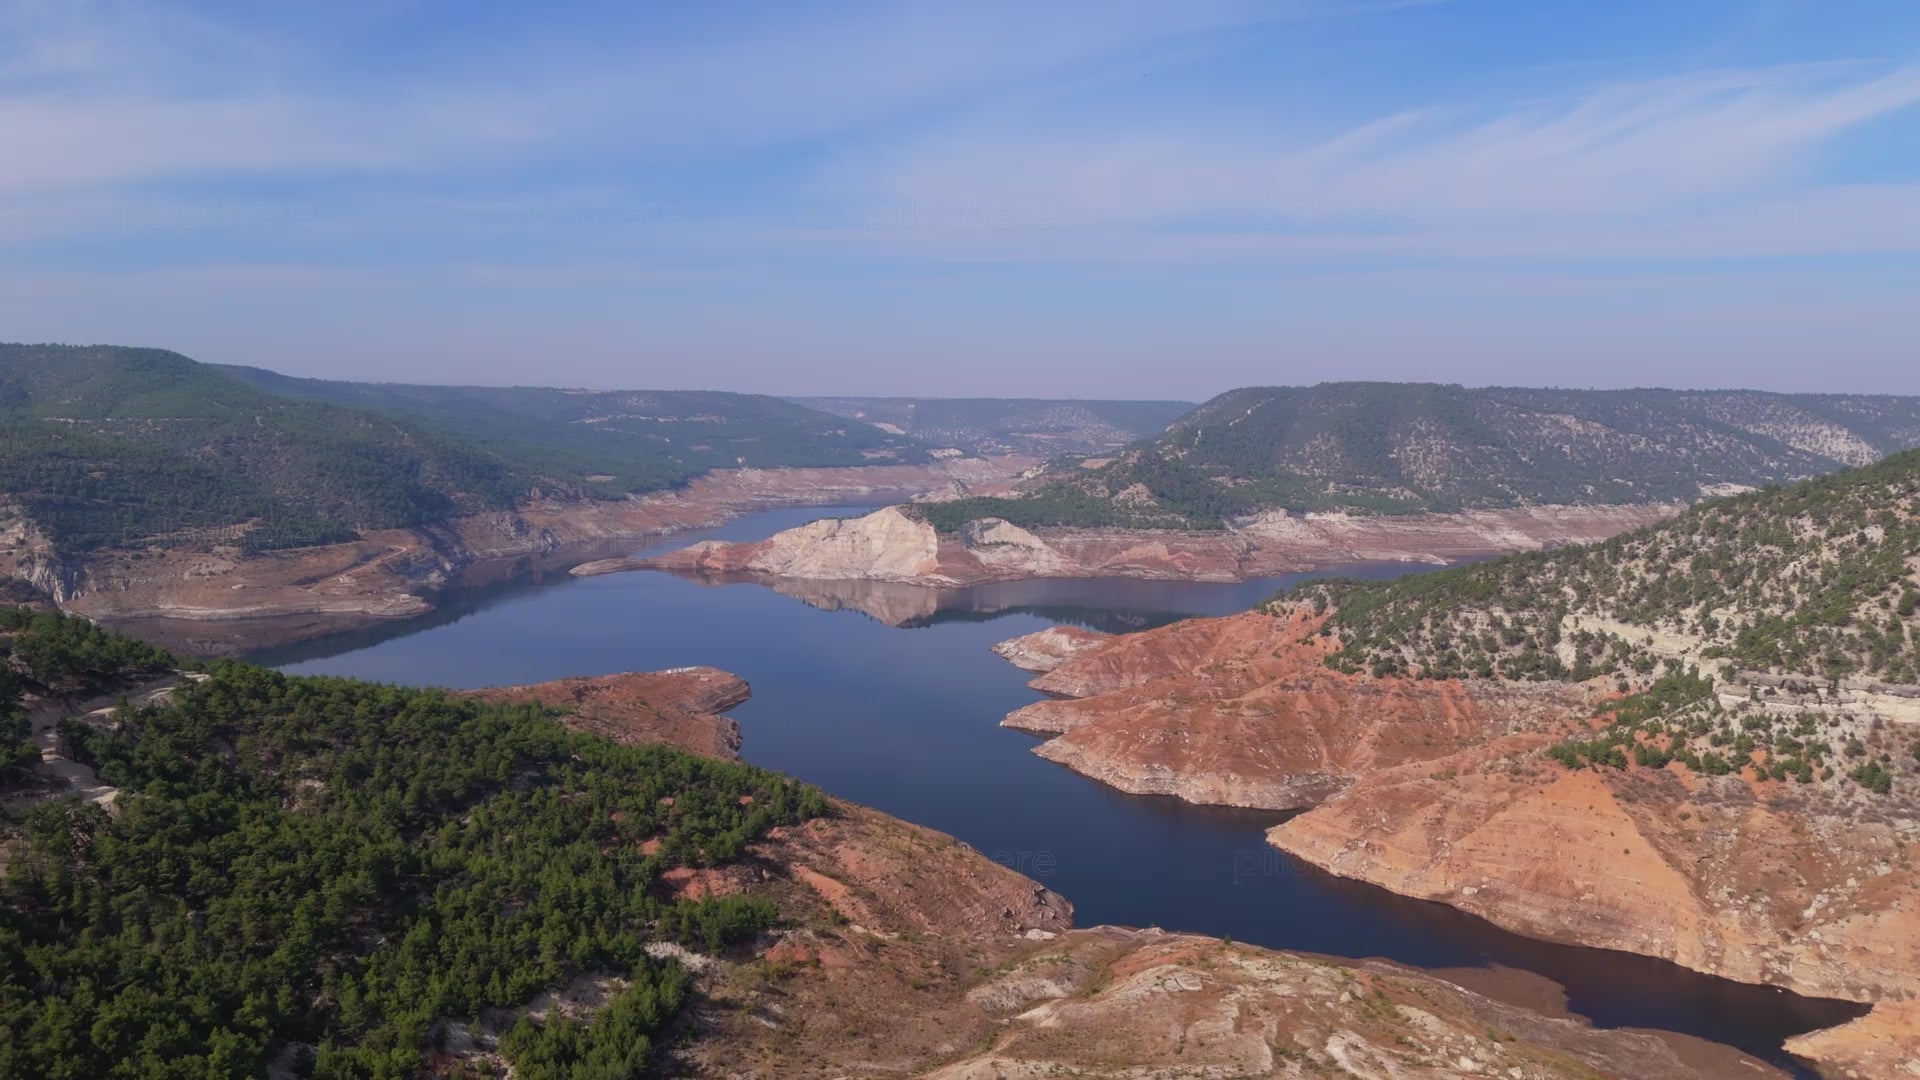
1,1,1370,195
843,61,1920,248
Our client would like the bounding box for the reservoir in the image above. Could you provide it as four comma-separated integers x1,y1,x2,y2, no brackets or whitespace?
254,505,1863,1074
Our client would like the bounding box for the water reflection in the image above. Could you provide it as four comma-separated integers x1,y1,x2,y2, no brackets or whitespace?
648,560,1438,634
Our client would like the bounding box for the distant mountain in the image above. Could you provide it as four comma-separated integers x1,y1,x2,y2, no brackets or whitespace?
0,344,538,552
920,383,1920,530
789,396,1192,457
0,344,928,555
219,366,929,485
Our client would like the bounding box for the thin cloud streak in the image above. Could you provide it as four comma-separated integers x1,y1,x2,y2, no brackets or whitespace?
853,62,1920,229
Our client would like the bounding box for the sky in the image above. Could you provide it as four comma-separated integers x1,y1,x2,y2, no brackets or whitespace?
3,0,1919,398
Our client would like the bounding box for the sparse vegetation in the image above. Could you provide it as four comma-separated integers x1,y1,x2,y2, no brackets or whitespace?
1278,449,1920,796
935,383,1920,530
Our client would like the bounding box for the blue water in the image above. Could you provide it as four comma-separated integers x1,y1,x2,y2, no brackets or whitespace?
255,505,1861,1072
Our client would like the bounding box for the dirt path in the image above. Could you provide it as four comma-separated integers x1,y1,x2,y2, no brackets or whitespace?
13,675,188,812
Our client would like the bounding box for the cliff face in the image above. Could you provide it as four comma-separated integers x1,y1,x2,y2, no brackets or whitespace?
1268,737,1920,1007
989,608,1920,1070
680,807,1777,1080
595,502,1683,590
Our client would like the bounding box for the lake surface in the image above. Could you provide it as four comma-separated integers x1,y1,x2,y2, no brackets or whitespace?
256,505,1862,1072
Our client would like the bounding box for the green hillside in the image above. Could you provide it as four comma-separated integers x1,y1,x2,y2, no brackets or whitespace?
1284,450,1920,793
218,366,930,488
0,346,535,552
790,396,1191,457
922,383,1920,531
0,607,825,1079
0,345,932,556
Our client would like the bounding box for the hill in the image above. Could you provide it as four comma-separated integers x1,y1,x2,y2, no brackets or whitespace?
1290,447,1920,789
0,344,932,556
1304,447,1920,685
923,383,1920,530
789,396,1191,457
0,345,541,552
219,366,929,488
0,606,826,1078
982,452,1920,1066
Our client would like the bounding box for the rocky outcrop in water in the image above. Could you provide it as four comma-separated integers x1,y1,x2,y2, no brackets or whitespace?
990,625,1112,673
589,502,1685,591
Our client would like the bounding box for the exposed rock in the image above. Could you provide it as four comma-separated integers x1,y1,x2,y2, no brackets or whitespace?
18,458,1028,655
1268,739,1920,1009
464,667,752,760
1783,999,1920,1078
597,506,952,583
686,807,1779,1080
603,502,1683,591
987,606,1920,1074
958,517,1069,574
998,610,1530,808
989,626,1113,673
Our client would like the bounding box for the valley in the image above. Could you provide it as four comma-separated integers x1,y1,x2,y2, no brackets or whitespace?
5,346,1919,1076
0,602,1815,1080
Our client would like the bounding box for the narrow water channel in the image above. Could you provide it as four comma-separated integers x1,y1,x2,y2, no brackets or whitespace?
254,505,1866,1074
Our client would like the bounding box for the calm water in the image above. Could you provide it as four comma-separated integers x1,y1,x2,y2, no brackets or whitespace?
256,506,1862,1072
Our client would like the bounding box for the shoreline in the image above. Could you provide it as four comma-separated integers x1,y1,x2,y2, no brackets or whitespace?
25,458,1033,656
582,500,1686,590
984,611,1920,1075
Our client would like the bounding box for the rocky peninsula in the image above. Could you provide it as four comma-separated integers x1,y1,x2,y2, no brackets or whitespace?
988,608,1920,1074
577,501,1683,589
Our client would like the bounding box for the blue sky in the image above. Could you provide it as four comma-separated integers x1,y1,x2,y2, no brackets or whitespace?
3,0,1919,397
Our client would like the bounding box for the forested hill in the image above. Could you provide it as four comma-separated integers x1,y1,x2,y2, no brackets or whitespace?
790,396,1192,457
919,383,1920,531
218,366,929,483
0,344,928,555
1281,449,1920,794
1297,447,1920,685
0,345,542,553
0,606,826,1079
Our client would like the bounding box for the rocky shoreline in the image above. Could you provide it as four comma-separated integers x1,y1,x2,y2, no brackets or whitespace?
452,666,1799,1079
988,611,1920,1075
2,458,1029,655
581,501,1685,589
